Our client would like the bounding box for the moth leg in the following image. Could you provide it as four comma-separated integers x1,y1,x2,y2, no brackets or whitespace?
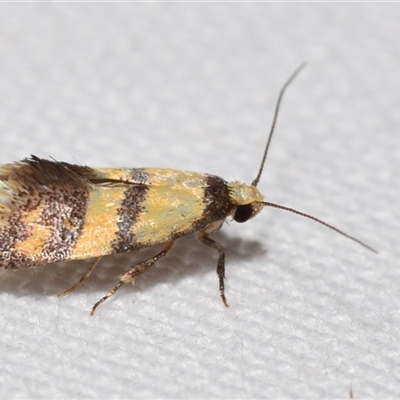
197,220,229,307
58,257,101,297
90,240,175,316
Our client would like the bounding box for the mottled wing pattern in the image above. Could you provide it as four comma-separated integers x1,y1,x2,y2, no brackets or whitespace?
0,157,232,269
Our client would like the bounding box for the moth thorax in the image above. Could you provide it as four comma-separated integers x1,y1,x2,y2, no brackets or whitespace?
227,181,265,223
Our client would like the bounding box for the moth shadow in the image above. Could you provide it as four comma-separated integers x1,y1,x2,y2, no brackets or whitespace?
134,231,266,291
0,231,267,301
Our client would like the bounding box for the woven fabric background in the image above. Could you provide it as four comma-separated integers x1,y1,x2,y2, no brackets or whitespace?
0,4,398,398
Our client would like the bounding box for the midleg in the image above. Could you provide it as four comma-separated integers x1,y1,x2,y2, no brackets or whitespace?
91,241,175,315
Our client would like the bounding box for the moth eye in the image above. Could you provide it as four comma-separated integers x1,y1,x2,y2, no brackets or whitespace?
234,204,253,223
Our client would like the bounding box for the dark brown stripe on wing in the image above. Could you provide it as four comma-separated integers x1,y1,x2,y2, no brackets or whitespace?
40,188,89,261
194,174,233,231
112,169,150,253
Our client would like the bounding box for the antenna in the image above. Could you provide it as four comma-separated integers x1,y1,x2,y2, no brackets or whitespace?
252,62,306,187
251,64,376,253
263,201,377,253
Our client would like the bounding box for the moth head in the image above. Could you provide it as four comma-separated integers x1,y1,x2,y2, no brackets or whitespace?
225,64,307,225
228,181,265,223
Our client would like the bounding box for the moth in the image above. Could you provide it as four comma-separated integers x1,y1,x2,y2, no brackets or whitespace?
0,64,376,315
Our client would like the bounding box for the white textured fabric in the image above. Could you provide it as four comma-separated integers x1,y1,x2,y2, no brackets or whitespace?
0,4,398,398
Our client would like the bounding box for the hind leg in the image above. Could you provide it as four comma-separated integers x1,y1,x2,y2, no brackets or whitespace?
58,257,101,297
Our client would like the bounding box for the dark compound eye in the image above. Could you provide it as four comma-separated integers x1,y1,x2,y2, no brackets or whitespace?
234,204,253,223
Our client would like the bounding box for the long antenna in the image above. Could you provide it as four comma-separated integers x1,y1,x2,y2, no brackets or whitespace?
252,62,307,187
263,201,377,253
252,64,376,253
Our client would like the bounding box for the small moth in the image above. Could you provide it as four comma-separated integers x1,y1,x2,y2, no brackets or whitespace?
0,64,376,315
